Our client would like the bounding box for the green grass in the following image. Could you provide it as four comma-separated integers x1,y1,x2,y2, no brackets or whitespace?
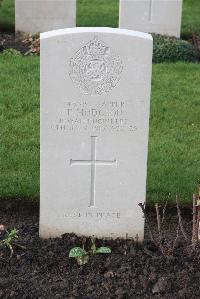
0,54,39,200
0,0,200,36
0,0,14,31
148,63,200,203
182,0,200,37
0,55,199,203
77,0,119,28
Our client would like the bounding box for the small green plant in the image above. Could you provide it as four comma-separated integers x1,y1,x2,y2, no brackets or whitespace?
2,48,22,56
69,247,89,265
0,228,19,257
90,237,112,254
69,237,111,265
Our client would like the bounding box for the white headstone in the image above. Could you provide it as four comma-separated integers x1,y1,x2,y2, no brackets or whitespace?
15,0,76,35
119,0,182,38
40,27,153,240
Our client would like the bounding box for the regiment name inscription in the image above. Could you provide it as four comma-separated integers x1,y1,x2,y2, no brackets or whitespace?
51,100,137,133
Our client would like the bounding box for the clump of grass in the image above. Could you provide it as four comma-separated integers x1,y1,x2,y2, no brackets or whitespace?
2,48,22,56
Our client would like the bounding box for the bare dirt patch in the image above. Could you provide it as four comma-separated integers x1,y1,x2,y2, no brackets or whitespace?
0,201,200,298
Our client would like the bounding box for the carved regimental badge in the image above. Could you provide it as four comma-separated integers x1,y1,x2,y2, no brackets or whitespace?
69,38,123,96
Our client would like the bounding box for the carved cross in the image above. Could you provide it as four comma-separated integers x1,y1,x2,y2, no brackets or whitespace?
70,136,117,207
148,0,153,21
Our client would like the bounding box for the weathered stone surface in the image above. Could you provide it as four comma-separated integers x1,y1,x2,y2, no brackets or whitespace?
40,27,153,239
15,0,76,34
119,0,182,37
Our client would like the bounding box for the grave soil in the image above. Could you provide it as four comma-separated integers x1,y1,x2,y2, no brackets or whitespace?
0,32,29,54
0,201,200,299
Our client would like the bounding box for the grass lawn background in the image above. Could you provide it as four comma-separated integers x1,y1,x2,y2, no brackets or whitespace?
0,0,200,37
0,0,200,204
0,55,199,203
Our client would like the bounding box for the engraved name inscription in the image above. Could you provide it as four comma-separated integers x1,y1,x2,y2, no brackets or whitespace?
51,100,137,133
69,38,123,96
